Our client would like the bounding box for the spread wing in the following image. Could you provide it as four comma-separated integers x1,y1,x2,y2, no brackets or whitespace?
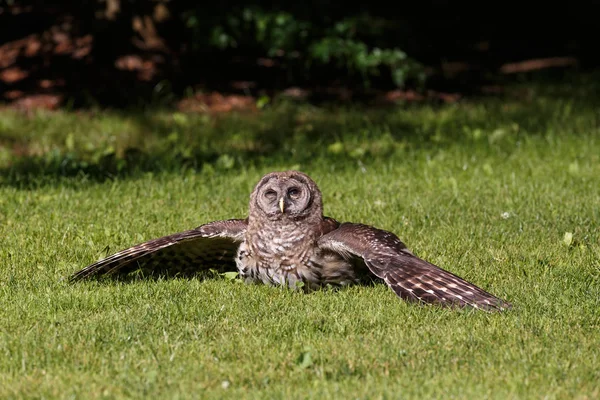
69,218,248,281
318,222,511,312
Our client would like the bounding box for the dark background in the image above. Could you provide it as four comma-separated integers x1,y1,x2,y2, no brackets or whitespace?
1,1,598,109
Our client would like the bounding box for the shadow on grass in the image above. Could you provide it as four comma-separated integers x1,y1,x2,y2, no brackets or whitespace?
0,103,434,188
2,81,598,189
68,264,385,294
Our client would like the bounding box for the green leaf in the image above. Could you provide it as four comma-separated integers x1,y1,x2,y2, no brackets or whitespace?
327,142,344,154
563,232,574,247
296,348,313,369
221,271,239,281
568,161,580,175
256,95,270,109
215,154,235,170
65,133,75,151
482,163,494,175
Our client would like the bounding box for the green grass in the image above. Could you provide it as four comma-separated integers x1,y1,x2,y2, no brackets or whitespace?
1,84,600,399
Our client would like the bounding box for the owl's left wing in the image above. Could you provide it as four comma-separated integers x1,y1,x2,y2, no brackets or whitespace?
317,222,511,312
69,218,247,282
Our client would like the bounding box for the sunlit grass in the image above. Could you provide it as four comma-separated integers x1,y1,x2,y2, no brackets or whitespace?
1,87,599,398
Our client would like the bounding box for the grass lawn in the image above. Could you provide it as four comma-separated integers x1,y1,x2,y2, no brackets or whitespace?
1,82,599,399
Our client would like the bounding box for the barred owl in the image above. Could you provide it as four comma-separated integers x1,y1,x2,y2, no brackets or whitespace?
70,170,511,312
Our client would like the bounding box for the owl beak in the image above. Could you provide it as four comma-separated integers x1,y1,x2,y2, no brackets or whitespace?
279,197,285,213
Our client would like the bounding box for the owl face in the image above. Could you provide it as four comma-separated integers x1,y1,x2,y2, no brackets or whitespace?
251,171,322,220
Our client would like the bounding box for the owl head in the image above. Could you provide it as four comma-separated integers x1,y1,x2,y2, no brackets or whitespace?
250,171,323,221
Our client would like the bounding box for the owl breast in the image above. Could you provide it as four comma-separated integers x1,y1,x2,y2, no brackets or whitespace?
235,229,360,290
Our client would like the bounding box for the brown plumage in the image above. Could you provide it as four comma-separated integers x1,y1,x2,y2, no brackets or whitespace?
70,170,511,312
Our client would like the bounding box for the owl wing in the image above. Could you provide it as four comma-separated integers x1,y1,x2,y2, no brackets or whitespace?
317,222,511,312
69,218,248,281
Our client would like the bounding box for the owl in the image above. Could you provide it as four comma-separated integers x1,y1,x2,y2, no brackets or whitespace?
70,170,511,311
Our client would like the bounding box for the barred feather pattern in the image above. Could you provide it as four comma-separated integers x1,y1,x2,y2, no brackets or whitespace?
236,217,361,290
318,222,512,312
69,219,247,281
236,233,321,290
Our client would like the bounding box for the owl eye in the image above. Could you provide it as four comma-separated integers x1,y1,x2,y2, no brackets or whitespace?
287,187,301,198
264,189,277,199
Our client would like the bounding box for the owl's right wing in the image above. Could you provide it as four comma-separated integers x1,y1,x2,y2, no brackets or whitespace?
69,218,248,281
317,222,511,312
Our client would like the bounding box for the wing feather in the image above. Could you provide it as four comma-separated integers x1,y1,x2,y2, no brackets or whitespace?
70,218,247,281
318,222,511,312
